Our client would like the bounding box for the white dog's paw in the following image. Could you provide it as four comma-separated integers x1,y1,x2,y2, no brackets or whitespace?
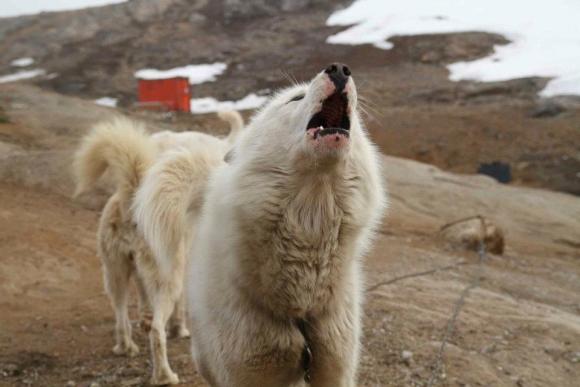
112,341,139,357
150,369,179,385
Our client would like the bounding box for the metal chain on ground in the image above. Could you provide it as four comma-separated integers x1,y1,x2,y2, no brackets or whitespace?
366,260,469,293
426,218,488,387
368,214,487,293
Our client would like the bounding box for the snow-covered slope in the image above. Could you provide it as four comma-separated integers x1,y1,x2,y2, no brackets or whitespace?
327,0,580,96
0,0,127,18
134,63,228,85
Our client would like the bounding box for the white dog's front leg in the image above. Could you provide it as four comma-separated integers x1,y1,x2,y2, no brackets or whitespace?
308,301,361,387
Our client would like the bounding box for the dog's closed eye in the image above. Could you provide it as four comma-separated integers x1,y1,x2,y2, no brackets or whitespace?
224,149,235,163
287,94,305,103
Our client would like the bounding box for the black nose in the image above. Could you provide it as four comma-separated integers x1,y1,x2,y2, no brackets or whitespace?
324,63,351,91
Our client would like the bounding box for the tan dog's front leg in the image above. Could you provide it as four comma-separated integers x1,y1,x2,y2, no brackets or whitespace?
149,293,179,385
169,292,190,339
135,275,152,332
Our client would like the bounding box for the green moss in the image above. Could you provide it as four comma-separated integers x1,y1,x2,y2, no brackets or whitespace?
0,107,9,123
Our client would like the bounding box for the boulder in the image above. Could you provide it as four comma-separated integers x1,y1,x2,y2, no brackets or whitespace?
440,216,505,255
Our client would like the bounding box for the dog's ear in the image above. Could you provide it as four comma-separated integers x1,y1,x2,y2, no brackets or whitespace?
224,148,235,163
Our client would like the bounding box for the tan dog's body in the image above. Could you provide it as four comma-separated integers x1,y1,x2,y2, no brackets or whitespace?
185,67,387,386
74,113,242,385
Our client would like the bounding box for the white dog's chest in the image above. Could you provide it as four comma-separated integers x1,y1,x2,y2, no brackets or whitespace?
245,198,356,318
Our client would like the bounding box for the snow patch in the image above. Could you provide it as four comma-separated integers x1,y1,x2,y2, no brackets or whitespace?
191,93,267,114
0,69,46,83
135,63,227,85
327,0,580,96
0,0,127,18
11,58,34,67
94,97,118,107
540,75,580,98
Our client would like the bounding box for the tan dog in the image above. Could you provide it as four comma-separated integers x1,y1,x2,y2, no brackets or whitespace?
138,64,387,386
73,111,242,385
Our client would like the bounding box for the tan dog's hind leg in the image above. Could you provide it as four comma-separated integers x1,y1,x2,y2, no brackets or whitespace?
149,293,179,385
168,293,190,339
135,275,152,332
103,256,139,357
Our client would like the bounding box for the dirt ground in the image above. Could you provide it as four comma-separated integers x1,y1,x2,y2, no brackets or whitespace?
1,84,579,386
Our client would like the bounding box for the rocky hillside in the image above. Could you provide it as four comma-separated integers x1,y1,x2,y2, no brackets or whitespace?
2,1,580,196
0,0,351,101
2,0,580,195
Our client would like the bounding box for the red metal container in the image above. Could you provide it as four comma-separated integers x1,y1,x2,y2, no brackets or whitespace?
137,77,190,112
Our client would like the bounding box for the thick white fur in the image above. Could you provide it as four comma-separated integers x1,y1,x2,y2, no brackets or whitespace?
73,112,242,385
187,71,387,386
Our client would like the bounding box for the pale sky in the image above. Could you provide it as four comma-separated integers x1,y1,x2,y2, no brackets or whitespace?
0,0,127,18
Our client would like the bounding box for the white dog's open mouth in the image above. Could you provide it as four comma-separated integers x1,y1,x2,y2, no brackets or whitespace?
306,90,350,148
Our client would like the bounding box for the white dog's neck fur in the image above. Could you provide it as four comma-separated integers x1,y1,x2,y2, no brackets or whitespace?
233,167,359,318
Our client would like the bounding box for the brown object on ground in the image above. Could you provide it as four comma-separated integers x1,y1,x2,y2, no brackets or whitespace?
440,216,505,254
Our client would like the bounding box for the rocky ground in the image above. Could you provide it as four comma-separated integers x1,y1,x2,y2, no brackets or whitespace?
0,1,579,386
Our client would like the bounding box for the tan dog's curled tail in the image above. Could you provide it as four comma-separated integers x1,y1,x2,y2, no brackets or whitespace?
218,110,244,145
73,117,156,206
133,146,223,279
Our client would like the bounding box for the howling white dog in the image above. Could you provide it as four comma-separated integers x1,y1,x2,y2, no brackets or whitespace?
190,63,386,386
138,64,387,386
